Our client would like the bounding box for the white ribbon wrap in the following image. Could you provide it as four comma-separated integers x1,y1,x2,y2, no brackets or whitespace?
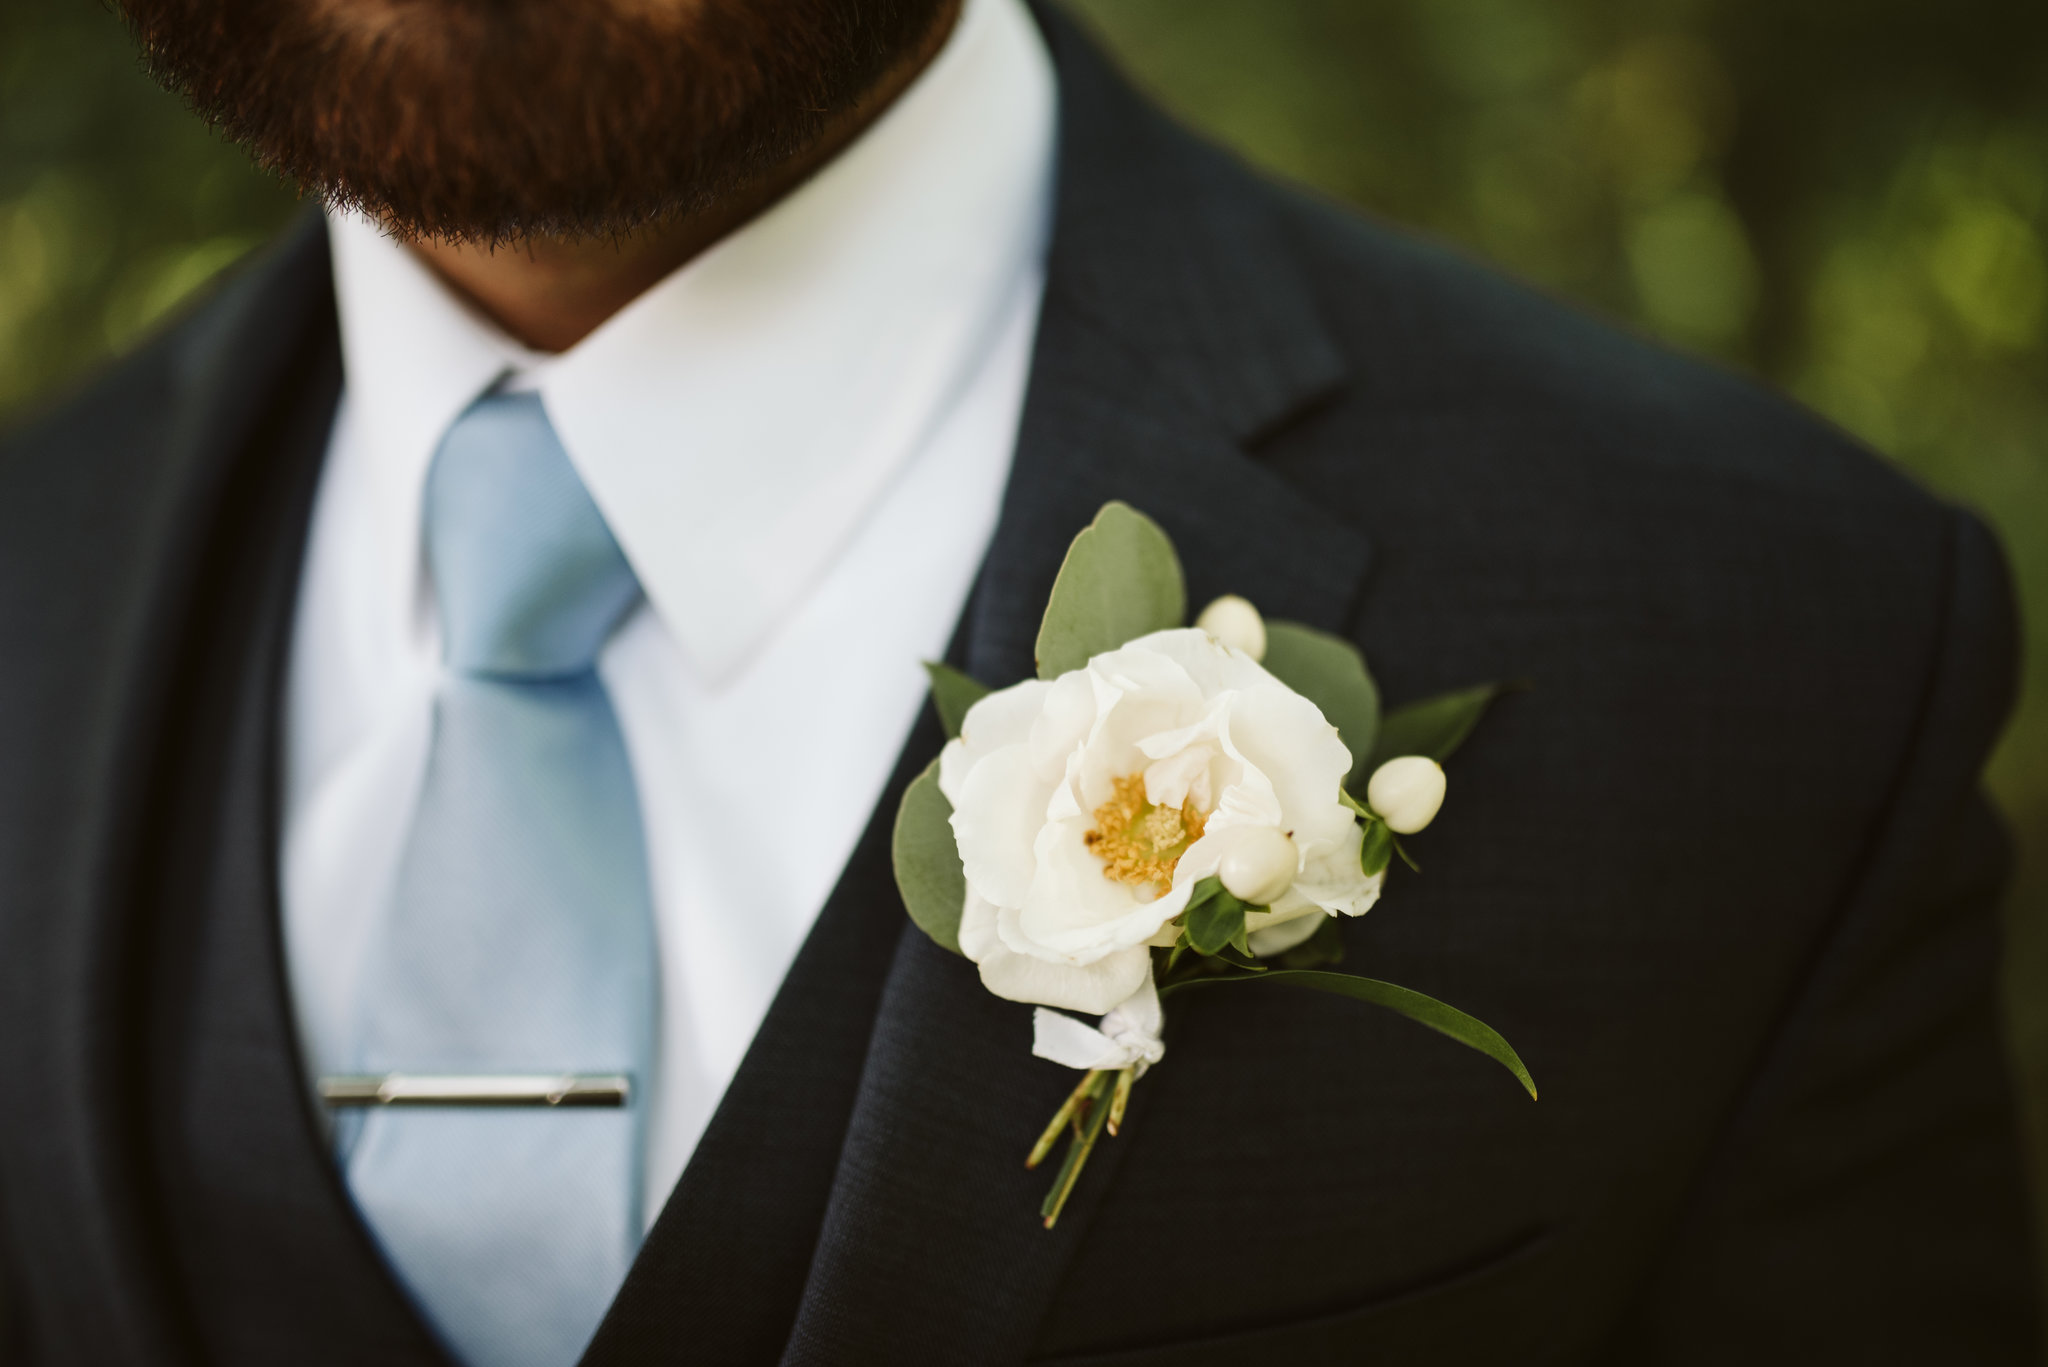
1031,976,1166,1077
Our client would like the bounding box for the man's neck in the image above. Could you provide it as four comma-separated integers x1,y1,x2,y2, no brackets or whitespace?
403,0,963,354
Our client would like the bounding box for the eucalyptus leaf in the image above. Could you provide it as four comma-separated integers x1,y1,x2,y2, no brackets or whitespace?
1036,502,1187,679
922,661,992,740
1184,878,1249,957
891,758,966,955
1369,683,1503,769
1359,817,1393,878
1260,621,1381,788
1166,970,1538,1099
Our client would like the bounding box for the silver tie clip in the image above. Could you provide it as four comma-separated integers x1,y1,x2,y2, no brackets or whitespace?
318,1074,631,1108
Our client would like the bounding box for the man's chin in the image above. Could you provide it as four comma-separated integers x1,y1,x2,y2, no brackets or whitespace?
118,0,952,242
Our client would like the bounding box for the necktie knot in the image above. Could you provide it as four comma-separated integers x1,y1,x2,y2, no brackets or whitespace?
425,392,640,677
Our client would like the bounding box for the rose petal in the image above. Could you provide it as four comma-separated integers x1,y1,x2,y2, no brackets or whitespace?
950,743,1055,909
1067,661,1204,814
1219,682,1352,833
1292,822,1382,916
957,887,1001,962
1125,627,1276,696
941,679,1055,803
1141,742,1214,811
1247,909,1329,957
1017,818,1190,959
977,941,1152,1014
1029,672,1099,780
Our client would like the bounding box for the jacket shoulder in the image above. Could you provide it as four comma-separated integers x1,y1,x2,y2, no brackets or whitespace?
0,214,329,491
1,312,189,504
0,217,331,588
1262,180,1933,520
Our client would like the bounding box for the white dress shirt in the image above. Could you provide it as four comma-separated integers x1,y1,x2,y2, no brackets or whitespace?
281,0,1055,1229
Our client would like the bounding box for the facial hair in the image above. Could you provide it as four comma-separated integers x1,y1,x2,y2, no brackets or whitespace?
117,0,953,243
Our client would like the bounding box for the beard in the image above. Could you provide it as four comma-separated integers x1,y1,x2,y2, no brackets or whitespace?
117,0,953,243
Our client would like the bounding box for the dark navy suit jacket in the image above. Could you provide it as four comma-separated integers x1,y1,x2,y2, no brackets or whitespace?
0,9,2035,1364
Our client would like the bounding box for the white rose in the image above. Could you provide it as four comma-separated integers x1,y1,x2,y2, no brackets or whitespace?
939,627,1382,1014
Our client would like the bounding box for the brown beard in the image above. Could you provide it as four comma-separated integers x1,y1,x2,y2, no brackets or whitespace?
116,0,953,243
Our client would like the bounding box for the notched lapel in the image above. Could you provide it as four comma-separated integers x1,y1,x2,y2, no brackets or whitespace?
579,713,945,1367
780,339,1371,1367
781,20,1371,1361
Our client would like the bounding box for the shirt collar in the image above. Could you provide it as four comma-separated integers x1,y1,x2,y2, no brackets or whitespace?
328,0,1055,681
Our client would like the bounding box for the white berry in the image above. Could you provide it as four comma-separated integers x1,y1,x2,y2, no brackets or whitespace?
1366,756,1446,835
1215,825,1298,906
1195,594,1266,661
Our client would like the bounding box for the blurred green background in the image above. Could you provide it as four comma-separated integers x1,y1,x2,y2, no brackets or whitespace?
2,0,2043,1293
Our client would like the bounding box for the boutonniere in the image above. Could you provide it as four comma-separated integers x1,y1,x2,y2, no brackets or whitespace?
894,503,1535,1227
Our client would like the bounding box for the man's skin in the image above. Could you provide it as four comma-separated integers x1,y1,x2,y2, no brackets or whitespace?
398,1,961,351
117,0,962,351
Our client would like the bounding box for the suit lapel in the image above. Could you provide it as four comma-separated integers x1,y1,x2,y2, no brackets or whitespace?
777,14,1371,1365
579,707,947,1367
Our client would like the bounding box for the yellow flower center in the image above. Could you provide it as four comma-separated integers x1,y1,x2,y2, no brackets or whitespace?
1083,773,1207,893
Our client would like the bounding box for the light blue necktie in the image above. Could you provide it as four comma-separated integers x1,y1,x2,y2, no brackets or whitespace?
342,392,656,1367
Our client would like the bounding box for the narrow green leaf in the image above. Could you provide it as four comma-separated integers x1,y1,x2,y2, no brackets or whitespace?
1260,621,1381,788
1168,970,1538,1099
1359,817,1393,878
922,661,992,740
1181,874,1224,917
1392,834,1421,873
1369,683,1503,770
1036,502,1187,679
1184,881,1249,956
891,758,966,955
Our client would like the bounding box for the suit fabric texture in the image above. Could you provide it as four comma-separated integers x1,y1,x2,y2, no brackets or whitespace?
0,8,2036,1364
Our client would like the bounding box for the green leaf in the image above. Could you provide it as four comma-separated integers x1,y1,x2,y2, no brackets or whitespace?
1260,621,1381,788
1182,874,1224,915
1369,683,1503,770
1168,970,1538,1099
891,758,966,955
1183,876,1249,956
1359,817,1393,878
922,661,992,740
1036,502,1187,679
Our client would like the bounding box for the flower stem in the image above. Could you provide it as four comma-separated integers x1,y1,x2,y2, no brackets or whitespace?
1041,1072,1114,1229
1026,1069,1103,1170
1107,1067,1135,1136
